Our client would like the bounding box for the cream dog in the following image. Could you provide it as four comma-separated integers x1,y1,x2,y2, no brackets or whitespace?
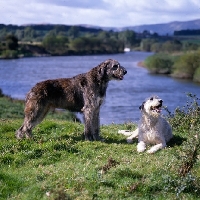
119,96,173,153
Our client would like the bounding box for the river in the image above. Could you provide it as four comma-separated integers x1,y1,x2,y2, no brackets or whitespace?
0,52,199,124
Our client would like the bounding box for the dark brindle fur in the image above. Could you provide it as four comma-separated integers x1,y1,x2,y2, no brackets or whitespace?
16,59,127,141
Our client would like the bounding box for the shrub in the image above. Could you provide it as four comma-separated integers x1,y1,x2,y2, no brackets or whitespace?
193,67,200,83
161,40,182,53
144,54,173,74
167,93,200,134
1,50,18,59
172,52,200,79
164,94,200,197
0,88,4,97
150,42,162,53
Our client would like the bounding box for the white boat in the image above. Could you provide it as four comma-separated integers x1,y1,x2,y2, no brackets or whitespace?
124,47,131,52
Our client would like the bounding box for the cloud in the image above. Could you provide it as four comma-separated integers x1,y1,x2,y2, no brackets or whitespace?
38,0,108,9
0,0,200,27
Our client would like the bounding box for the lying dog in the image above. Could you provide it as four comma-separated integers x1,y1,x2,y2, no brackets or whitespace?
118,96,173,153
16,59,127,141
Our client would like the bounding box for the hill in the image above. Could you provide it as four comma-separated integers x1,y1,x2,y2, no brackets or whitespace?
2,18,200,37
2,18,200,38
0,93,200,199
100,19,200,35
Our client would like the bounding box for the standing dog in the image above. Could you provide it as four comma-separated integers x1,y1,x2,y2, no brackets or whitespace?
16,59,127,141
118,96,173,153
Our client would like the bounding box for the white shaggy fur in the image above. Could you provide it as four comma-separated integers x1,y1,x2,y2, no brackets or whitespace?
119,96,173,153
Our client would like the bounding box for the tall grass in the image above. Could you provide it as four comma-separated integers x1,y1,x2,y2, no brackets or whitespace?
0,94,199,199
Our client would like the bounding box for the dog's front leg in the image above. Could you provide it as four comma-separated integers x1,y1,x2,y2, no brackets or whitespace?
137,141,146,152
92,107,101,141
147,143,166,154
83,106,102,141
83,107,94,141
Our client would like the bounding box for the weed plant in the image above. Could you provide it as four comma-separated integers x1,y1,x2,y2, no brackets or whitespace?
0,94,199,199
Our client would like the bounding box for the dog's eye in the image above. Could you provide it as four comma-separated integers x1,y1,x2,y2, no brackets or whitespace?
112,65,119,70
150,97,153,100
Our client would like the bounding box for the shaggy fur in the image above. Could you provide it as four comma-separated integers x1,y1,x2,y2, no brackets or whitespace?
16,59,127,141
118,96,173,153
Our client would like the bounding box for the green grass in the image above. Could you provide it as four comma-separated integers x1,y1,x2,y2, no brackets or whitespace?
0,95,200,199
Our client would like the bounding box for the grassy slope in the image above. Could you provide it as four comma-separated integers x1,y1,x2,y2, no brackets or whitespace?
0,96,200,199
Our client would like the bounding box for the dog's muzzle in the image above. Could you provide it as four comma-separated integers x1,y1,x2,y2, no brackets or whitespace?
122,67,127,75
113,66,127,80
150,100,163,113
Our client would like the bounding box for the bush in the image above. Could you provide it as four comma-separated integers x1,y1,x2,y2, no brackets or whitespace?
164,94,200,197
193,67,200,83
161,40,182,53
144,54,173,74
172,52,200,79
0,88,4,97
1,50,18,59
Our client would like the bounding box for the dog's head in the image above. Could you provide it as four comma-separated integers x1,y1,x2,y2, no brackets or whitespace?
139,96,163,117
99,59,127,81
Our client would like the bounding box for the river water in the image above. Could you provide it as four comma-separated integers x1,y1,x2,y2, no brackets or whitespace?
0,52,199,124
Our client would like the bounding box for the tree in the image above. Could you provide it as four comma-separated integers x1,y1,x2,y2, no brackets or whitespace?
0,27,8,40
71,37,87,52
162,40,182,52
24,27,36,40
42,35,69,54
140,39,156,52
15,29,24,40
5,34,18,50
118,30,136,47
97,31,110,40
68,26,80,39
151,42,162,52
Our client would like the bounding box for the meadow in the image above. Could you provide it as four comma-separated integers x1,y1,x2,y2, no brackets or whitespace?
0,93,199,199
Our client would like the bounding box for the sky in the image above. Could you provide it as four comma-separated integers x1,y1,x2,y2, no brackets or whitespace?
1,0,200,28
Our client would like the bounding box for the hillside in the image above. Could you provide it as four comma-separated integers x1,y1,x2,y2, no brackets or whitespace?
102,19,200,35
0,93,199,199
2,18,200,37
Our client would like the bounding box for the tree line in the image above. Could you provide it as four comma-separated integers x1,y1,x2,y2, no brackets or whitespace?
174,29,200,36
140,38,199,53
0,24,141,58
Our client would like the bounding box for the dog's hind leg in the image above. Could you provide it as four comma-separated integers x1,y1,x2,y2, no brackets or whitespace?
16,101,50,139
126,128,139,143
118,130,133,136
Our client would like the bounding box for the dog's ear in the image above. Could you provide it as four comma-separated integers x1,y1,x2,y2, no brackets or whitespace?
98,60,110,76
139,102,145,110
98,65,106,77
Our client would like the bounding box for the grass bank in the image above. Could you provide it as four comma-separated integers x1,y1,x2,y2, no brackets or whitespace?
0,94,200,199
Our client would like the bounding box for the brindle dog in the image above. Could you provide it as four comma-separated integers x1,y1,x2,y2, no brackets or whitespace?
16,59,127,141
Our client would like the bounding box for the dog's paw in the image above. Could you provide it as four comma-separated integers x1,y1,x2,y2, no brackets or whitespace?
137,148,146,153
147,144,164,154
147,149,156,154
137,145,146,152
